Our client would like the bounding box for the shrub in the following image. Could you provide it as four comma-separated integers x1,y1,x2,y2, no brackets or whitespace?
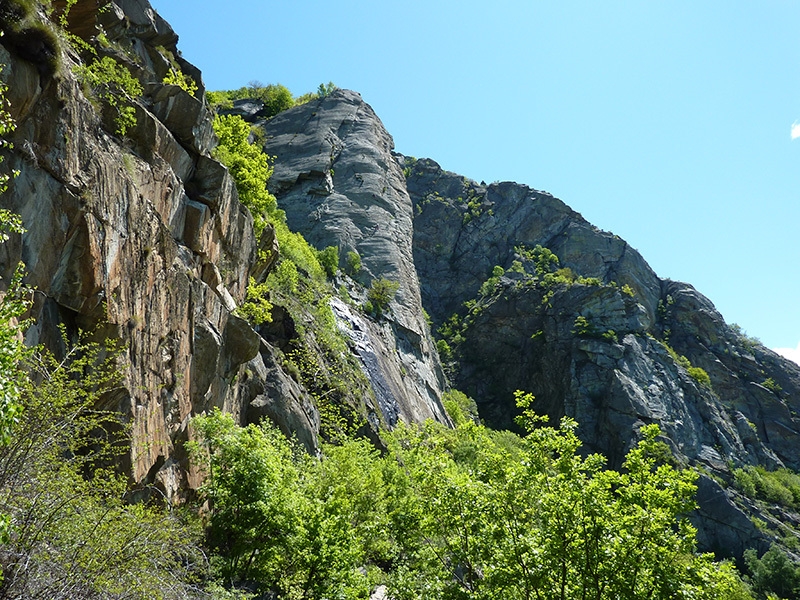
206,90,233,109
442,389,478,425
317,245,339,278
237,277,273,324
745,545,800,599
74,56,143,136
0,332,204,597
367,278,399,316
212,114,277,236
317,81,337,98
345,250,361,276
688,366,712,388
762,378,782,393
162,67,198,96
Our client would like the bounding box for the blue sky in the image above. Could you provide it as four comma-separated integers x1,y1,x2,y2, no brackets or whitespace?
150,0,800,360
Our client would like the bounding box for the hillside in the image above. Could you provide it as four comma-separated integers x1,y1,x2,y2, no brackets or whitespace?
1,0,800,597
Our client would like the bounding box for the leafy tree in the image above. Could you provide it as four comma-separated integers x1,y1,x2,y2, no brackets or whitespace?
744,545,800,600
74,56,143,136
317,81,338,98
0,330,205,598
190,395,754,599
317,245,339,278
383,392,753,599
188,411,373,598
345,250,362,276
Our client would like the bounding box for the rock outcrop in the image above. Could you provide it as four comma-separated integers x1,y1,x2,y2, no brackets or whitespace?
406,156,800,558
257,90,449,427
1,0,258,498
0,1,449,501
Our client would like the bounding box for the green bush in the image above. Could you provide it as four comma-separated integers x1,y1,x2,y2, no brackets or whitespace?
366,278,400,316
317,245,339,278
212,114,277,237
732,465,800,510
162,67,197,96
688,366,712,388
745,545,800,599
188,404,754,599
345,250,362,276
442,389,478,425
237,277,273,324
74,56,143,136
0,332,204,597
479,265,504,296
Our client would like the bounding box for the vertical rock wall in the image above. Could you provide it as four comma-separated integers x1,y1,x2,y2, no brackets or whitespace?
1,0,259,498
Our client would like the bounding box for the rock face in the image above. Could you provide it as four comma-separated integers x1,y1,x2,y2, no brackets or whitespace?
406,157,800,558
1,0,258,497
0,1,448,501
257,90,449,426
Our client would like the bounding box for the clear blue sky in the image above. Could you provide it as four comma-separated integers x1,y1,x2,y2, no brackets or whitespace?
151,0,800,359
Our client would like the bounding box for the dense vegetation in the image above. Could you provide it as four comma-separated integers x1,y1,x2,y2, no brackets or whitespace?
206,81,337,116
187,395,754,599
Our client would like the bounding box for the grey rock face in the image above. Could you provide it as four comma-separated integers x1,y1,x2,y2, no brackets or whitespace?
260,91,449,427
407,157,800,557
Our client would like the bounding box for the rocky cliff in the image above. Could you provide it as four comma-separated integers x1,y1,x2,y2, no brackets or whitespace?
405,157,800,559
0,0,447,501
2,0,800,566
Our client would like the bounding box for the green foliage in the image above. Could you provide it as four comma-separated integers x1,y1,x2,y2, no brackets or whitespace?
366,278,400,316
236,277,273,324
662,342,712,388
316,245,339,278
0,331,205,597
688,366,712,388
573,315,592,336
436,338,452,360
442,389,479,425
478,265,504,296
206,90,234,110
212,113,278,237
271,220,325,282
163,67,198,96
212,114,354,438
317,81,338,98
345,250,362,276
517,243,560,276
74,56,143,136
211,81,332,117
0,87,23,448
762,378,782,393
744,545,800,600
190,397,753,599
267,259,300,295
0,81,18,197
572,315,618,343
732,465,800,509
188,411,373,597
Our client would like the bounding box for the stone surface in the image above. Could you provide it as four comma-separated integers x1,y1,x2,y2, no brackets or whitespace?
406,156,800,556
260,91,449,427
0,0,255,499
